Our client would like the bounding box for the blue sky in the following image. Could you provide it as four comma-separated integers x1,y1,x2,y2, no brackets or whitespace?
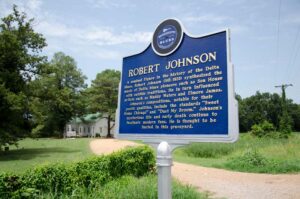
1,0,300,103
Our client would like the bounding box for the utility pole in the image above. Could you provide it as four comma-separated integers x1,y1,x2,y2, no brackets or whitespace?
275,84,293,115
275,84,293,102
275,84,293,135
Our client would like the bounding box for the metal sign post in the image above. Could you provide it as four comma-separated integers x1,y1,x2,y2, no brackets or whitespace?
157,141,172,199
115,18,239,199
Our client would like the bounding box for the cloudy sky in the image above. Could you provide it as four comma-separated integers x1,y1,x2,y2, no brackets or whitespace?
1,0,300,103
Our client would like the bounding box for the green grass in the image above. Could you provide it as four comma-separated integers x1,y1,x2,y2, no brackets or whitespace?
0,139,210,198
0,138,93,174
41,175,209,199
173,133,300,173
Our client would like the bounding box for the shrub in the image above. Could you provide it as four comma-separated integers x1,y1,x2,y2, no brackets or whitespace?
279,112,293,138
230,149,269,167
225,148,300,173
225,149,270,173
225,149,274,172
251,121,276,138
0,173,22,198
109,146,155,177
0,146,155,198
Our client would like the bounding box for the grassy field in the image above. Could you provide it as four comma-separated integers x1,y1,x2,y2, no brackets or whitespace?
41,175,209,199
0,138,207,199
173,133,300,173
0,138,93,173
2,133,299,175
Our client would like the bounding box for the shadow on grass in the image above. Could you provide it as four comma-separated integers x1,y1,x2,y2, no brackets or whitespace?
0,147,80,161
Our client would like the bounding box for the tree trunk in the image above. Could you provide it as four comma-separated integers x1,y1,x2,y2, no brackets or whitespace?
107,115,112,138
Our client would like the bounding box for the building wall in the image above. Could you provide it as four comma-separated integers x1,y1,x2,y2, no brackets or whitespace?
93,118,115,137
77,124,91,137
65,118,115,138
65,124,76,137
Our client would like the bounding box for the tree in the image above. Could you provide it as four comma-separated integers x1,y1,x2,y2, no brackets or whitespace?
279,111,292,138
30,52,87,137
0,6,46,149
238,92,282,132
238,91,300,133
287,103,300,131
88,70,120,138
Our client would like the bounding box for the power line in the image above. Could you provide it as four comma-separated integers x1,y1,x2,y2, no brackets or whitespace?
275,0,282,84
286,26,300,80
289,40,300,82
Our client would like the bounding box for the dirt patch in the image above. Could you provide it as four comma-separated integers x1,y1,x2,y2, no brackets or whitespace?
173,162,300,199
90,138,141,155
90,139,300,199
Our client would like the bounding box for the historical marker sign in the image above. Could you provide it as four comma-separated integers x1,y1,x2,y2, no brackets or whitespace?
116,19,239,143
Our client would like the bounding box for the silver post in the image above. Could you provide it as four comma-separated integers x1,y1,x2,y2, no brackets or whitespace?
156,141,172,199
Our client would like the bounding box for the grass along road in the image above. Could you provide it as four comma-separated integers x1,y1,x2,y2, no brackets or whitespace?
0,138,93,173
174,133,300,173
40,175,208,199
90,138,300,199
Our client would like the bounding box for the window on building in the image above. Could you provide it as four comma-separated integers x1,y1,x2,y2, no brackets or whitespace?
88,127,90,133
100,127,102,133
84,127,85,133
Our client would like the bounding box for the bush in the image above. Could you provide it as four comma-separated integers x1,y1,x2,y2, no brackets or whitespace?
225,149,271,173
0,146,155,198
109,145,156,177
225,149,300,173
279,112,293,138
228,149,269,167
251,121,277,138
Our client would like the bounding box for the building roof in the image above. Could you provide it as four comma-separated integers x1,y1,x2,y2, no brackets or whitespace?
70,113,102,124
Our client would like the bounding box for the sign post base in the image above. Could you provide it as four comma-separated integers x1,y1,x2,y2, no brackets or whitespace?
157,141,172,199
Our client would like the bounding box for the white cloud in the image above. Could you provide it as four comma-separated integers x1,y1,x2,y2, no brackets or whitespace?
36,21,152,46
84,28,152,45
0,0,42,18
87,0,136,9
36,21,72,37
237,63,265,71
228,24,248,34
0,1,12,17
27,0,42,12
184,14,231,24
93,50,122,60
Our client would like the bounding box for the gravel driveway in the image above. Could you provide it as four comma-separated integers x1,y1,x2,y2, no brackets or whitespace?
90,139,300,199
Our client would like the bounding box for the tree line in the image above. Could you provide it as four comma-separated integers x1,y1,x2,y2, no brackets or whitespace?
0,6,119,149
0,7,299,149
237,92,300,133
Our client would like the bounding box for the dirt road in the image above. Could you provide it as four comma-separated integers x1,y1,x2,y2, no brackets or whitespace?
90,139,300,199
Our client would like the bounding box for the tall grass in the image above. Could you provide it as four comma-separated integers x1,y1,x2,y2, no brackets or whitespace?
41,175,208,199
174,133,300,173
183,143,235,158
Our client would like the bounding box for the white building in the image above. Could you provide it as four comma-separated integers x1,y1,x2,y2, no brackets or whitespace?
65,113,115,137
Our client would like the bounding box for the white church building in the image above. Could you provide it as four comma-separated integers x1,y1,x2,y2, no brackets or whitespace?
64,113,115,138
